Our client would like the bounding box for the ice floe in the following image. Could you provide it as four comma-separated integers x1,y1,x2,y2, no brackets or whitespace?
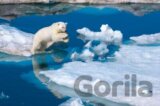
59,98,84,106
0,24,33,56
72,24,123,62
40,44,160,106
130,33,160,45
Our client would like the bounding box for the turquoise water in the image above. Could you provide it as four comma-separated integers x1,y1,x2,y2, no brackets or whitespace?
0,6,160,106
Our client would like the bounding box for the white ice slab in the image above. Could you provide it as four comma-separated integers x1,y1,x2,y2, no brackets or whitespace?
0,24,33,56
41,44,160,106
130,33,160,45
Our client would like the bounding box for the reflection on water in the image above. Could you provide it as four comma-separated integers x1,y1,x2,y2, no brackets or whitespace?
32,49,68,98
0,52,30,62
32,48,68,77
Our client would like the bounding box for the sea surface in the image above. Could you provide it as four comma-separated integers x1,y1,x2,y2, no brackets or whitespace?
0,5,160,106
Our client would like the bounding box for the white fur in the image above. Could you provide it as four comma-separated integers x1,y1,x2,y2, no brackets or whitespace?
31,22,69,54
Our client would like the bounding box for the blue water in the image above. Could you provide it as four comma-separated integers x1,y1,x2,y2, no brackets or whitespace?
0,6,160,106
0,61,68,106
10,7,160,47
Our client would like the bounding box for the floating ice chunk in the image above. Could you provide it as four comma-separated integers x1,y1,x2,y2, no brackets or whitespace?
59,98,84,106
130,33,160,45
71,49,95,62
113,30,123,45
77,24,123,45
73,24,122,61
0,24,33,56
100,24,109,32
71,41,108,62
91,42,109,56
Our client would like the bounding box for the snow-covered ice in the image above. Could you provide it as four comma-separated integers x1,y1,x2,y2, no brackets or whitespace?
72,24,123,61
77,24,123,45
40,44,160,106
130,33,160,45
0,24,33,56
71,49,95,62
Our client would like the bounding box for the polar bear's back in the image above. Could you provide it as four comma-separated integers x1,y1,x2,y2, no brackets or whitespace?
34,26,52,42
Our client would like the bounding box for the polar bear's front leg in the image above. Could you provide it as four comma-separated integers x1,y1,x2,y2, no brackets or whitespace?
54,33,69,43
31,42,41,55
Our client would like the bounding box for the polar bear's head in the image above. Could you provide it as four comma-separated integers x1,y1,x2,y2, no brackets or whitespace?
52,22,67,33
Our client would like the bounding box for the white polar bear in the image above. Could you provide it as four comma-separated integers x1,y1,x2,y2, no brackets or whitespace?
31,22,69,55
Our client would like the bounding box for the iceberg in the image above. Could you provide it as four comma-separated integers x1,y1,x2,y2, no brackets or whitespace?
0,24,33,56
130,33,160,45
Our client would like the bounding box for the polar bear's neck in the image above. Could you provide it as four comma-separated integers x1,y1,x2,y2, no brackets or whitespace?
53,29,59,34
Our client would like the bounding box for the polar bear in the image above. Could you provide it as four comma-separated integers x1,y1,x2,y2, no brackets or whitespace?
31,22,69,55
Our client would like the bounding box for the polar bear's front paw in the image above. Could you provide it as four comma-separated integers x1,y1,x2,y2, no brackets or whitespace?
62,35,69,43
58,33,69,43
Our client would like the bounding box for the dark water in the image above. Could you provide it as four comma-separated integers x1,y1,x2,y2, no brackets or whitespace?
0,61,68,106
0,6,160,106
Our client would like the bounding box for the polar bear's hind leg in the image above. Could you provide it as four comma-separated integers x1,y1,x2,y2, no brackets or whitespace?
31,41,43,55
